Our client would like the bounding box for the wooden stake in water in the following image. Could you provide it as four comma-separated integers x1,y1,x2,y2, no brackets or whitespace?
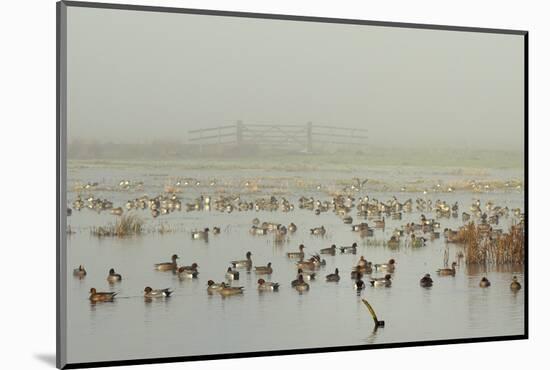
362,298,385,328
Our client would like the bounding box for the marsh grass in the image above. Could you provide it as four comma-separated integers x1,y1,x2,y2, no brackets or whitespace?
458,222,524,265
91,214,143,237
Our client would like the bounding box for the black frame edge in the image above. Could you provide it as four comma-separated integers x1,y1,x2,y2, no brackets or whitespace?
61,0,527,35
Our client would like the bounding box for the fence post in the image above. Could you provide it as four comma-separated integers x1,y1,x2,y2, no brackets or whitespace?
236,120,244,146
306,121,313,153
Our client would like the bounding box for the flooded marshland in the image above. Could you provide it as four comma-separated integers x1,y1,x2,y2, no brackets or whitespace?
66,160,525,363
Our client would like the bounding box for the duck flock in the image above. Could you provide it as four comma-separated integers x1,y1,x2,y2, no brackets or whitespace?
70,177,524,307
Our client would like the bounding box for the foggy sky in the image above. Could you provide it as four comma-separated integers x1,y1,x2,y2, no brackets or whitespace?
66,6,524,149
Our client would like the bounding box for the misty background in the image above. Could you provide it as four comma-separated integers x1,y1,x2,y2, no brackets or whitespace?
66,6,524,162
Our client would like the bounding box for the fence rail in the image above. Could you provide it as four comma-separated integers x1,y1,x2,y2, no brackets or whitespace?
188,121,367,152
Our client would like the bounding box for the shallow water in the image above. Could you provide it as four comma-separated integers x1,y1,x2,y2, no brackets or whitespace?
66,163,525,364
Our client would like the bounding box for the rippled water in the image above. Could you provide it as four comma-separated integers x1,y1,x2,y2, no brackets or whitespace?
66,163,525,364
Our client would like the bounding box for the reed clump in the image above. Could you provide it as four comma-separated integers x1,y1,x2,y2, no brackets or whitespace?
460,222,524,265
91,214,143,237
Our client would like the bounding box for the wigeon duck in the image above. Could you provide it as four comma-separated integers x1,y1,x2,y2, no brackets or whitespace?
374,259,396,272
437,262,457,276
479,277,491,288
310,226,326,235
287,244,305,259
326,268,340,282
177,265,199,279
89,288,117,302
420,273,433,287
144,287,173,298
257,278,280,291
340,242,358,254
225,267,240,280
106,268,122,283
288,222,297,233
219,283,244,296
73,265,87,279
370,274,392,287
231,252,252,269
155,254,179,271
254,262,273,275
191,228,209,240
320,244,337,255
292,275,310,292
510,276,521,291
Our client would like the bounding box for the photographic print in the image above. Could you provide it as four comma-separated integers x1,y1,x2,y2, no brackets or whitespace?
57,1,527,368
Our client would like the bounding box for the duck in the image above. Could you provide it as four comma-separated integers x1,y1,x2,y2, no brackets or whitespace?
296,268,316,280
250,226,268,235
110,207,123,216
374,217,385,228
155,254,179,271
354,275,365,291
510,276,521,291
288,222,297,233
357,256,371,269
106,268,122,283
326,268,340,282
370,274,392,287
310,226,326,235
212,226,221,234
191,228,209,240
73,265,87,278
144,287,173,298
374,259,396,272
177,265,199,279
320,244,337,255
231,251,252,269
479,277,491,288
340,242,358,254
207,280,223,293
292,275,310,292
219,282,244,296
343,216,353,224
89,288,117,302
257,278,280,291
420,273,433,287
287,244,306,259
254,262,273,275
225,267,240,280
437,262,457,276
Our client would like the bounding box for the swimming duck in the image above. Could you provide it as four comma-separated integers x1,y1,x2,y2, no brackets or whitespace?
73,265,87,279
177,265,199,279
374,217,385,229
257,278,280,291
310,226,326,235
296,259,316,270
288,222,297,233
207,280,223,293
297,268,316,280
326,268,340,282
340,242,358,254
287,244,306,259
219,283,244,296
479,277,491,288
343,216,353,224
231,251,252,269
354,276,365,291
510,276,521,291
212,227,221,234
374,259,396,272
155,254,179,271
89,288,117,302
292,275,310,292
110,207,123,216
357,256,371,268
320,244,337,255
250,226,268,235
420,273,433,287
254,262,273,275
437,262,457,276
106,268,122,283
370,274,392,287
144,287,173,298
225,267,240,280
191,228,209,240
